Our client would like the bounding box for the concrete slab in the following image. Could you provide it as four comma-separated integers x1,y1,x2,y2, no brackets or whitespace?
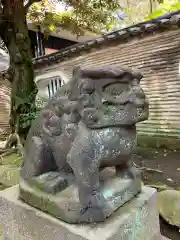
0,185,168,240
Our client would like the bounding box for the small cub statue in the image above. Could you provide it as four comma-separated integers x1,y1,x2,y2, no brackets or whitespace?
19,65,149,223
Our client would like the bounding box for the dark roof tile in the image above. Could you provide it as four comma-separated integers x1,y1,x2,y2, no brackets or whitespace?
128,27,142,35
170,14,180,24
106,34,117,40
143,23,158,31
96,37,105,43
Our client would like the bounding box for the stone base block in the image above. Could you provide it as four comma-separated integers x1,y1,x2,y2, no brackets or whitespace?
19,169,142,223
0,185,169,240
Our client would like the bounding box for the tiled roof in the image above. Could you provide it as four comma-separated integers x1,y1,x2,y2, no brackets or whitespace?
33,10,180,67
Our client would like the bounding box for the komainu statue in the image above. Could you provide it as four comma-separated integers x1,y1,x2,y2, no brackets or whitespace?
19,65,149,223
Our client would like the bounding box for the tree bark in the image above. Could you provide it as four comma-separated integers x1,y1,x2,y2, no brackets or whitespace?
0,0,37,140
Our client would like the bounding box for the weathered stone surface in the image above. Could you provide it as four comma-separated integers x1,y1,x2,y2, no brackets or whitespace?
158,190,180,228
0,224,4,240
0,186,168,240
19,168,141,223
0,165,20,187
0,153,23,166
20,65,149,223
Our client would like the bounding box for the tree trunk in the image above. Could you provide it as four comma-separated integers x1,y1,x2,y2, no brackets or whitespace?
0,1,37,140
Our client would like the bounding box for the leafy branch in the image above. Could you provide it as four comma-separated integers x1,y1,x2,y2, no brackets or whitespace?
25,0,42,10
146,0,180,20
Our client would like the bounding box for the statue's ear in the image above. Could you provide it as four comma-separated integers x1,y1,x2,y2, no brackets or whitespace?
134,72,143,83
72,66,81,77
69,66,82,101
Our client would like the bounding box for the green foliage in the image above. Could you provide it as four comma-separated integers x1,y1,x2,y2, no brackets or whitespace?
1,0,121,137
27,0,121,35
19,105,40,134
13,95,31,111
13,94,42,134
145,0,180,20
114,1,154,26
19,96,46,133
69,0,121,33
20,111,39,130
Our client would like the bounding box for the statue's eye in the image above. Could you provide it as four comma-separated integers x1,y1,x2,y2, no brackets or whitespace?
103,83,128,95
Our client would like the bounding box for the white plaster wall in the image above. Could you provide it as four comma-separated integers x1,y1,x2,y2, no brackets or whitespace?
0,49,9,72
35,70,69,100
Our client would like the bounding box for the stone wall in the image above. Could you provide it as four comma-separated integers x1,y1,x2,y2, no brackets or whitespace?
34,12,180,149
0,75,11,140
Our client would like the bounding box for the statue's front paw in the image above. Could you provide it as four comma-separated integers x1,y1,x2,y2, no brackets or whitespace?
80,191,108,222
126,167,141,179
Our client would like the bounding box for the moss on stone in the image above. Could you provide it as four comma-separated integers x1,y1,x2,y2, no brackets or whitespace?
0,152,22,188
0,153,23,167
0,165,20,187
158,190,180,228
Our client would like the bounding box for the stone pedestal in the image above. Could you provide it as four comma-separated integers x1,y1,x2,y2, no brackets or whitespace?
0,185,168,240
